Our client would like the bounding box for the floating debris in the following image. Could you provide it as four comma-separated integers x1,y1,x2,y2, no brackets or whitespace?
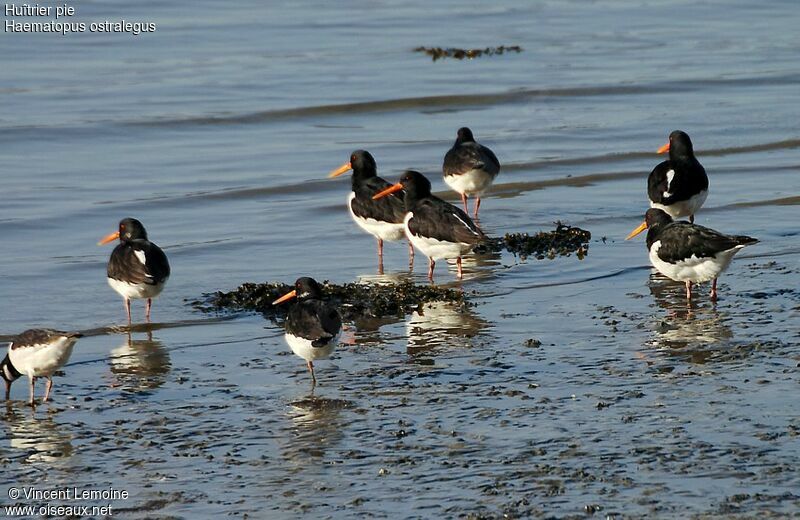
474,222,591,260
192,280,470,320
414,45,523,61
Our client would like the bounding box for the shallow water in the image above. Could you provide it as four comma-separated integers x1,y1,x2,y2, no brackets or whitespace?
1,0,799,517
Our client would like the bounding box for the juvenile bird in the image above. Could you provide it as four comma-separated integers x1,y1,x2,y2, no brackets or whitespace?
1,329,82,406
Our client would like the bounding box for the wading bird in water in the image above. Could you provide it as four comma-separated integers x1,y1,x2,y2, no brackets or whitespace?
627,208,757,300
1,329,82,406
443,127,500,218
329,150,414,272
273,277,342,386
99,218,170,322
374,170,484,281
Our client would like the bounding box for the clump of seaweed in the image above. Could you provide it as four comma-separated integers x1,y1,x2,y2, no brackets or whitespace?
191,224,590,318
475,222,591,260
414,45,522,61
192,280,470,321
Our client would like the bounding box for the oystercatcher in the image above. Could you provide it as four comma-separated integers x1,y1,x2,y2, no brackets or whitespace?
1,329,82,405
647,130,709,223
626,208,757,300
98,218,170,322
443,127,500,218
373,170,485,280
329,150,414,267
273,277,342,385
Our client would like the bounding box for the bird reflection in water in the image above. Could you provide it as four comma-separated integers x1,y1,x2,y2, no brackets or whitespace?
2,404,73,464
282,391,352,464
109,331,171,392
406,301,489,358
646,272,733,363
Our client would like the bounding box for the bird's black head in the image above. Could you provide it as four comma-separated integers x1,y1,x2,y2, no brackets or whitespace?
398,170,432,203
626,208,675,241
645,208,674,228
1,353,22,384
667,130,694,159
349,150,377,178
119,218,148,242
295,277,323,300
455,127,475,145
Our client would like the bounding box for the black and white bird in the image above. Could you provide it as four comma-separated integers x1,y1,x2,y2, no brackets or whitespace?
647,130,709,223
1,329,82,406
329,150,414,268
373,170,485,280
99,218,170,322
626,208,757,300
443,127,500,218
273,277,342,385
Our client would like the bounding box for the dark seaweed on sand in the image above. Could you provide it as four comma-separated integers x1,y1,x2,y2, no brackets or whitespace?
414,45,523,61
475,222,591,260
192,280,470,321
192,224,589,318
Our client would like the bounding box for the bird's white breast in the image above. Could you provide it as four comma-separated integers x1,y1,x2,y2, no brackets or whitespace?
8,336,78,378
443,169,495,196
650,189,708,219
108,277,167,300
648,240,744,283
404,213,474,260
348,192,406,242
285,332,338,362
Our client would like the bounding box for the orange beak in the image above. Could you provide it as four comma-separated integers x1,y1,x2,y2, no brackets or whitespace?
272,289,297,305
97,231,120,246
328,162,353,178
372,182,404,200
626,221,648,240
657,141,670,154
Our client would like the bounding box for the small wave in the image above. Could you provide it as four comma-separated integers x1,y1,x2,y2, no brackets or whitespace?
125,72,800,129
126,85,660,128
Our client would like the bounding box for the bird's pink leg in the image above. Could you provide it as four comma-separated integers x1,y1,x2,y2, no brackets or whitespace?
711,279,718,301
4,380,11,400
685,280,693,300
474,197,481,218
457,257,463,279
408,241,415,269
43,378,53,402
428,258,436,281
307,360,316,386
146,298,152,322
461,193,468,214
125,298,132,323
